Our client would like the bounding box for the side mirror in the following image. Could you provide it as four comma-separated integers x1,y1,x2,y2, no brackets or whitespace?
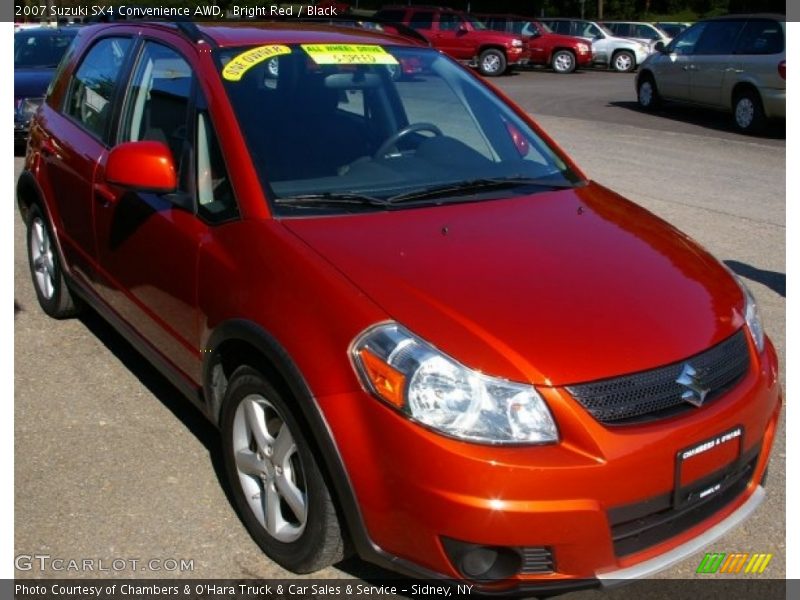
106,141,177,193
594,33,605,40
457,25,468,35
654,40,666,53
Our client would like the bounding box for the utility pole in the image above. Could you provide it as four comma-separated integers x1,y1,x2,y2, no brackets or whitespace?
598,0,603,19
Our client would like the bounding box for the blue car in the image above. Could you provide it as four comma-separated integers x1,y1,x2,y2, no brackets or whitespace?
14,27,78,150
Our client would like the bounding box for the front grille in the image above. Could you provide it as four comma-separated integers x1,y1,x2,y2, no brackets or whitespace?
565,330,750,424
519,547,554,574
608,450,758,557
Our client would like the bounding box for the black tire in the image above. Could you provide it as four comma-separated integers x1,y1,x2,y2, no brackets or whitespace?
26,204,80,319
612,50,636,73
637,74,661,110
551,49,576,74
732,88,766,135
478,48,507,77
221,366,344,573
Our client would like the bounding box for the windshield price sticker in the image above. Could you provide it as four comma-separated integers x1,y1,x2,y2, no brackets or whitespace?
222,45,292,81
302,44,399,65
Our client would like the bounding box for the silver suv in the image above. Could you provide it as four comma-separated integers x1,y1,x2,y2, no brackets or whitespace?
636,15,785,134
602,21,672,47
540,18,650,72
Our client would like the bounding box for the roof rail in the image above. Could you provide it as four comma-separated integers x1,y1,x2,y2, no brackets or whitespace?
173,18,217,47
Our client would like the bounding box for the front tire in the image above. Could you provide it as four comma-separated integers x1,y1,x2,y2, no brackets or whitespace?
478,49,507,77
637,74,661,110
551,50,576,74
26,204,80,319
612,50,636,73
221,366,344,573
733,89,766,134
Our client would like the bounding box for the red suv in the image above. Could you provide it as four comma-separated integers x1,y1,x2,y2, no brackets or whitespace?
477,14,593,73
18,20,781,591
375,5,530,76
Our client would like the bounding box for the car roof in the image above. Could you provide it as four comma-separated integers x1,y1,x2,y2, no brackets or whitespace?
380,5,463,13
473,14,534,19
88,21,425,48
703,13,784,21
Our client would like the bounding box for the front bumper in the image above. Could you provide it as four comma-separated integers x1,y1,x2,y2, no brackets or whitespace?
320,336,781,589
576,51,593,67
507,47,532,67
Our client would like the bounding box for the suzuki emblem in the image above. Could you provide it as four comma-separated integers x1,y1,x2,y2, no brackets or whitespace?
676,363,710,407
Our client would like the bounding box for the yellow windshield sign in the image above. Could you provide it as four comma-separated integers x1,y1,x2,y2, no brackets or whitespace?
302,44,398,66
222,45,292,81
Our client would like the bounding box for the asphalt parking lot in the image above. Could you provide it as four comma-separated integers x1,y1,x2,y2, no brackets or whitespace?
14,68,785,589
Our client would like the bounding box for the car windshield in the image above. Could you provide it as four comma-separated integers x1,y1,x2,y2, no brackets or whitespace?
218,44,580,215
14,30,76,68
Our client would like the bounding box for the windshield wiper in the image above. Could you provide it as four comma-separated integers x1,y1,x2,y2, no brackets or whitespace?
274,192,388,208
387,176,576,205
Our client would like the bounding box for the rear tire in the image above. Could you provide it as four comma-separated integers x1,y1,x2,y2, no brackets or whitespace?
612,50,636,73
733,89,766,135
637,74,661,110
551,50,576,74
221,366,345,573
26,204,80,319
478,49,506,77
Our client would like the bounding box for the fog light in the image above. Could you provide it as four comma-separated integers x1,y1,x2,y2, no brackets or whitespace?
441,537,522,581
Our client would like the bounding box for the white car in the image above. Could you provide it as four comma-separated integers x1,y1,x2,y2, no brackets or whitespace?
541,18,650,72
602,21,672,48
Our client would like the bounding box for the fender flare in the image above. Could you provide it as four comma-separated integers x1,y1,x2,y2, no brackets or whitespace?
202,319,382,561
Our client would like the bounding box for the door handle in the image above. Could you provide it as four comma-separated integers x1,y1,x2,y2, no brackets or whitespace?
40,138,62,160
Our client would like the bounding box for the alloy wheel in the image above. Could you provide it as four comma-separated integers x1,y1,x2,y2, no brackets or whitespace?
30,216,55,300
232,394,308,543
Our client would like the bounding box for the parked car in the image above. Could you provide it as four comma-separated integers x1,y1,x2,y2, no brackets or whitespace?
14,26,78,150
375,5,530,76
540,17,650,72
656,21,692,38
636,15,785,133
19,19,781,591
602,21,672,47
476,13,592,73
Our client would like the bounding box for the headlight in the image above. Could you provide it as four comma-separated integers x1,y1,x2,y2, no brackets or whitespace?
511,39,523,48
740,279,765,353
15,97,44,123
577,43,590,52
723,267,765,353
351,323,559,444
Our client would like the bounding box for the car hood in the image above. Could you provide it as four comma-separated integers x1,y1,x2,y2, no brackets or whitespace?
14,68,54,98
540,32,588,46
282,182,744,386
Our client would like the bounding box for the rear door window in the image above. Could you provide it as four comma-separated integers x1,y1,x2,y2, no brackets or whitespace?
735,20,784,55
694,20,745,55
439,13,459,32
64,37,133,142
409,11,434,31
